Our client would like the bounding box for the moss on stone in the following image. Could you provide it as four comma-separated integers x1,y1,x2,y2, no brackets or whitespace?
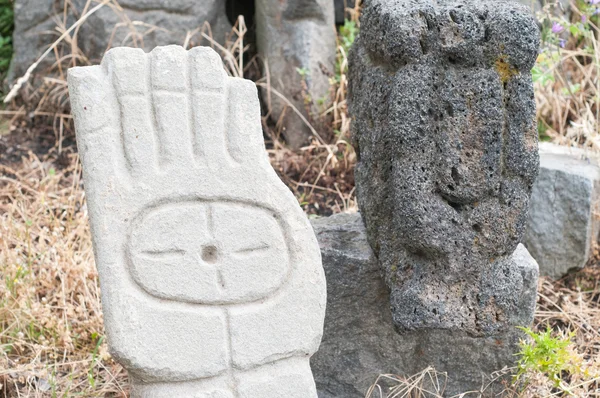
495,56,518,84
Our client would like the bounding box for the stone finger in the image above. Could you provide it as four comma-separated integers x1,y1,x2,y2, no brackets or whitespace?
226,78,265,165
103,47,158,174
189,46,230,165
150,46,194,168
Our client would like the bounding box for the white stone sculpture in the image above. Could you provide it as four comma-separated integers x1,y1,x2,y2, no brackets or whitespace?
68,45,326,398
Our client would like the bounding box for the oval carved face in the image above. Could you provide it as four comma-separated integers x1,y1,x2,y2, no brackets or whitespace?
128,200,290,304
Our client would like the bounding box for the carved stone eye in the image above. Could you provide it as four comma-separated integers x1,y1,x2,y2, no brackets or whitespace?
128,199,290,304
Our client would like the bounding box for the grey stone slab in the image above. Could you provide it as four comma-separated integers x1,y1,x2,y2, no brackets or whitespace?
525,143,600,279
311,213,539,397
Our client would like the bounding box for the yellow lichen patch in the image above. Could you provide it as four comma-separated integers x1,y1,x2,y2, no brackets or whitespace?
495,56,519,84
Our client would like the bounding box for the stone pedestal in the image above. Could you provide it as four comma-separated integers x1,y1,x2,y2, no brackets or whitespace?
311,213,539,397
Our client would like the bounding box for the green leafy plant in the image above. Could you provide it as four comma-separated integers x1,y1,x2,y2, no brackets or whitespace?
0,0,13,82
296,66,310,78
538,120,552,142
516,326,582,392
334,19,358,83
339,19,357,53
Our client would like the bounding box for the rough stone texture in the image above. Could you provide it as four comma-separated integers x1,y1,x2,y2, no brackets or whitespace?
68,45,326,397
525,143,600,279
350,0,540,336
310,213,539,397
256,0,336,149
10,0,231,83
348,0,540,394
335,0,541,24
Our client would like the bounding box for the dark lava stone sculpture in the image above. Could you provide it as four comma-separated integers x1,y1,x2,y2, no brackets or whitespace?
348,0,541,394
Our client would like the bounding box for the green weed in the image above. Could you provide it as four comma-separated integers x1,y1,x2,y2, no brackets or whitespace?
87,335,105,388
335,19,358,83
0,0,12,83
515,326,582,392
296,67,310,78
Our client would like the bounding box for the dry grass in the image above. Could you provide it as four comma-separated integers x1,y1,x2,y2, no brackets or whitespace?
1,0,359,395
0,151,127,396
534,0,600,149
1,0,600,397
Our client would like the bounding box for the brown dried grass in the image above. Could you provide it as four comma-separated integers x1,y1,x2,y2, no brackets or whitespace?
0,151,127,397
1,0,358,395
534,0,600,149
2,0,599,397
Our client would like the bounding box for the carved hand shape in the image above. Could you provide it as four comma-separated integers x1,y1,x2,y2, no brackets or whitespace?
68,46,325,397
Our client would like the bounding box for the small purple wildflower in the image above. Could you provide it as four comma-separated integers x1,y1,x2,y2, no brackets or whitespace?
559,39,566,48
582,15,587,23
551,22,564,34
589,0,600,5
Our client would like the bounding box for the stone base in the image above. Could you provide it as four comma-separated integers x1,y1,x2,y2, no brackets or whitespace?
525,143,600,279
311,213,539,398
130,357,317,398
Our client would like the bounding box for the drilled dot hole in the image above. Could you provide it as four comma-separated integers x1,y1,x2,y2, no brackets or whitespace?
201,245,219,264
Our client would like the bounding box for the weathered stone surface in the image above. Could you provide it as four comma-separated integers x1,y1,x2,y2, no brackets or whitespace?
11,0,231,83
68,45,326,397
311,213,539,397
348,0,540,394
350,0,540,336
525,143,600,279
256,0,336,149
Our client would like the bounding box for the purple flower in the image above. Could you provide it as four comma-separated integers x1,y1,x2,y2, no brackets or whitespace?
559,39,566,48
582,15,587,23
551,22,564,34
589,0,600,5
